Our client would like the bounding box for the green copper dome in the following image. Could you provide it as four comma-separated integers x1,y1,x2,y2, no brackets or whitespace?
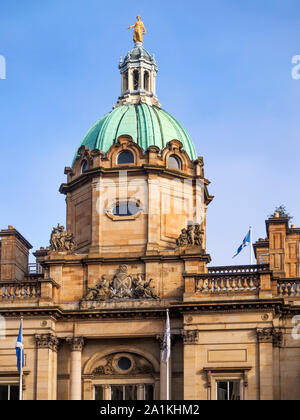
75,104,197,162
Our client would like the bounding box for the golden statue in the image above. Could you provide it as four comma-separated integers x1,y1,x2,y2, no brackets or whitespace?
128,16,146,44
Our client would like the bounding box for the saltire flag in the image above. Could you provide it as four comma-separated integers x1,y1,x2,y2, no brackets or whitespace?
233,230,251,258
15,319,24,373
161,310,171,364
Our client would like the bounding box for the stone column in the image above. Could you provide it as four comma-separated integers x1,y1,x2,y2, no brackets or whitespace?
137,384,145,400
35,334,60,400
183,330,199,401
103,385,111,400
66,337,85,401
257,328,275,400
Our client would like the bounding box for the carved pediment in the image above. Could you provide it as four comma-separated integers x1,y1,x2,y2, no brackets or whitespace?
80,265,159,306
92,353,154,376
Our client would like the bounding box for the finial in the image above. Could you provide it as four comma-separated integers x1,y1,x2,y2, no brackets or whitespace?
128,15,147,44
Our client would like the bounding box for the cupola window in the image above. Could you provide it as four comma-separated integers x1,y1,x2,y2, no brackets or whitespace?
117,150,134,165
133,70,139,91
168,155,182,170
144,71,150,91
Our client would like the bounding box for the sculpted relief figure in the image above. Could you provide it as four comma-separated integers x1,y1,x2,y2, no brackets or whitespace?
81,266,159,305
50,224,75,252
128,16,146,44
176,223,205,249
133,274,158,299
176,228,188,247
84,276,111,302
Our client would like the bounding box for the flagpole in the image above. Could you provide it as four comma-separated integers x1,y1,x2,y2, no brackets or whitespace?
250,226,253,265
19,317,23,401
166,309,170,401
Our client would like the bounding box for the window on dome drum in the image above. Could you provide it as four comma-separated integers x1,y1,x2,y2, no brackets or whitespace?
112,201,140,217
168,155,182,170
81,160,89,173
144,71,150,91
117,150,134,165
133,70,139,91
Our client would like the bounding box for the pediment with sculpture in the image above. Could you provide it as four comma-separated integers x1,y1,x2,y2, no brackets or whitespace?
80,265,158,308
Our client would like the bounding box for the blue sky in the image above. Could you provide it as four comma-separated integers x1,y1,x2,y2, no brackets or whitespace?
0,0,300,265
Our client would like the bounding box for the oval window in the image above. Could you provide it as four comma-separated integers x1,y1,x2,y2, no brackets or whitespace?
168,155,182,170
117,151,134,165
112,201,140,217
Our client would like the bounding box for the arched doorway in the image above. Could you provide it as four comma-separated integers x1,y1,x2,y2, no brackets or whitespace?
83,349,160,400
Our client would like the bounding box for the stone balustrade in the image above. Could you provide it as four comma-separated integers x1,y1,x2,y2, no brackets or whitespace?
195,273,260,295
277,278,300,298
184,265,272,300
1,280,41,300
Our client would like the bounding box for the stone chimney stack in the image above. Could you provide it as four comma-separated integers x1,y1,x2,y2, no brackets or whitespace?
0,226,32,281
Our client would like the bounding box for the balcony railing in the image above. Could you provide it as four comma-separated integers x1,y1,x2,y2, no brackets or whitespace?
28,263,43,275
277,278,300,298
1,280,41,300
185,265,270,297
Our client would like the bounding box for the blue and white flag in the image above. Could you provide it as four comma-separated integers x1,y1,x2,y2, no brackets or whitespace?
233,230,251,258
161,310,171,364
15,319,24,373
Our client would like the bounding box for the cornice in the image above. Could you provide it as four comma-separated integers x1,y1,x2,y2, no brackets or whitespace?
59,164,209,195
1,299,299,321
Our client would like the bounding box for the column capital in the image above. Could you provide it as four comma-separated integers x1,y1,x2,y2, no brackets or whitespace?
156,333,179,350
66,336,85,352
257,328,282,347
35,333,60,352
182,329,199,345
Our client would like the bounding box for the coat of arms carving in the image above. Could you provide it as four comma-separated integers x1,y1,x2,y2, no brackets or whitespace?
80,265,158,306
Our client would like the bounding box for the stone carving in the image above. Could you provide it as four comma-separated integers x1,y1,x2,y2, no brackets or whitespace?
182,330,199,345
257,328,283,347
50,224,75,252
81,265,159,304
35,334,60,352
111,265,134,300
92,353,153,376
176,223,204,249
66,336,85,352
84,276,111,302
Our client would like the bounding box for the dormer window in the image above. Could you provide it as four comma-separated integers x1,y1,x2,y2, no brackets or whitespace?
117,150,134,165
81,160,89,173
168,155,182,170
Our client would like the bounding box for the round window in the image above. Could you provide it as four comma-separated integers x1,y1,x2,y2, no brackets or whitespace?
118,357,132,371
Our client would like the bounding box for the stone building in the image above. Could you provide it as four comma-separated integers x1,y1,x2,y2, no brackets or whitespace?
0,38,300,401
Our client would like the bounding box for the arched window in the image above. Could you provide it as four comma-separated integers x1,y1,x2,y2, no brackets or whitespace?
117,150,134,165
81,160,89,173
168,155,182,170
123,71,128,92
112,201,140,217
133,70,139,91
144,71,150,91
